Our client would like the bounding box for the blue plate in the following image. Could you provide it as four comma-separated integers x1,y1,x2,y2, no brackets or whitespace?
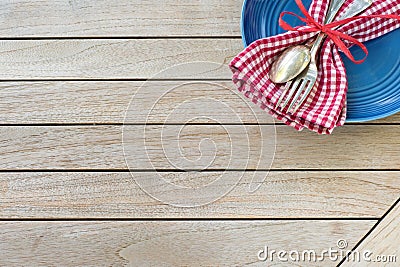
241,0,400,122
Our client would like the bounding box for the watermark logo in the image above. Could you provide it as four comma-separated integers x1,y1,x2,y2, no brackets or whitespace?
257,239,397,263
336,239,348,250
122,62,276,207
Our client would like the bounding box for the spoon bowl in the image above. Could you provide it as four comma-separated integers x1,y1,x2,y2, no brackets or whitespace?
269,45,311,83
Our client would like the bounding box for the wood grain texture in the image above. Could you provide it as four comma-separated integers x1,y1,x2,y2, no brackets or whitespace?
0,125,275,170
0,172,398,218
0,0,241,37
0,220,375,266
1,81,400,124
0,39,240,79
343,201,400,266
0,0,397,265
0,125,400,170
0,81,271,124
370,113,400,124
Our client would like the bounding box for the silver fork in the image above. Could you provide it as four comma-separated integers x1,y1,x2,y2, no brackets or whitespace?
276,0,372,113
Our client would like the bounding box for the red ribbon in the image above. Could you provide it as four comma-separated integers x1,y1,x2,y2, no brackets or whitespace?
279,0,400,64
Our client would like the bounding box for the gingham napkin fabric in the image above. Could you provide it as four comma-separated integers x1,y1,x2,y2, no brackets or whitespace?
230,0,400,134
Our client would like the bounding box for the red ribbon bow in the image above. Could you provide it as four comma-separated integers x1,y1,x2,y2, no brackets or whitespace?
279,0,400,64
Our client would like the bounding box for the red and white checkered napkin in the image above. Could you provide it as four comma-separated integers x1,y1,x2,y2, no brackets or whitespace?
230,0,400,134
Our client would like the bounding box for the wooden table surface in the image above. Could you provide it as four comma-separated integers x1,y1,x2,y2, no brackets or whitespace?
0,0,399,266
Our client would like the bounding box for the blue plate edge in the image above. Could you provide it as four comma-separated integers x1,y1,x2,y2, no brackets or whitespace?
241,0,249,47
345,108,400,123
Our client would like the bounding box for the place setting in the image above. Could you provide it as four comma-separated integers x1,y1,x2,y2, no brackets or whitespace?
231,0,400,134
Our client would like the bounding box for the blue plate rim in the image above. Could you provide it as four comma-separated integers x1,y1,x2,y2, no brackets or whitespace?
241,0,249,47
240,0,400,123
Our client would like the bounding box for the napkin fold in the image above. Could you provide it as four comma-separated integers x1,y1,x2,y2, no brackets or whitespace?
230,0,400,134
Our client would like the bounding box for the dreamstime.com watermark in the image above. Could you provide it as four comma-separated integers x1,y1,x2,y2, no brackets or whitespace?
257,239,397,263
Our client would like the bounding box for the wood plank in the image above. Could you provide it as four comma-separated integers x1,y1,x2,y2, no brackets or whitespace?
343,201,400,266
274,125,400,170
0,39,241,79
1,81,399,124
0,220,376,266
0,125,399,170
344,113,400,124
0,125,275,170
368,113,400,124
0,0,241,37
0,81,271,124
0,172,398,218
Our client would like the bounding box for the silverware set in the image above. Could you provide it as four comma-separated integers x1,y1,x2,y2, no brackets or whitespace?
269,0,373,113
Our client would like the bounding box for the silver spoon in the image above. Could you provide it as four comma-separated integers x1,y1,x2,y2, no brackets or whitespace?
269,0,353,84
